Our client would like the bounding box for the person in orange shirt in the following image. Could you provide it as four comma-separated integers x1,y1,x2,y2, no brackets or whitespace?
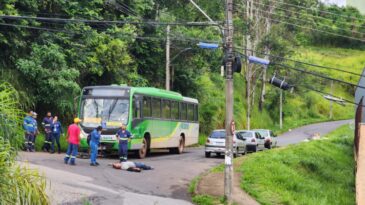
64,118,81,165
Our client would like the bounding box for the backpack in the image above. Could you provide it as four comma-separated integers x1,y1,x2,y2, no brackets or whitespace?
87,133,91,145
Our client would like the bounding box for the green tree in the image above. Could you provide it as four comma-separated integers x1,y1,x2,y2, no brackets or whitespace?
17,43,80,115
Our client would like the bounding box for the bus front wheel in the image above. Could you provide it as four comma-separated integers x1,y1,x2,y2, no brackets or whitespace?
138,137,149,159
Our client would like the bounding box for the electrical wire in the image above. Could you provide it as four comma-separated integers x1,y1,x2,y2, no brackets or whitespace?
234,4,365,36
235,51,365,90
0,21,221,46
238,10,365,42
234,0,365,29
233,46,365,78
295,82,364,107
0,15,222,27
265,0,365,21
273,62,365,89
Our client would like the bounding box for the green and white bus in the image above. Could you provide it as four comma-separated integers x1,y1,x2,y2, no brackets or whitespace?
78,85,199,158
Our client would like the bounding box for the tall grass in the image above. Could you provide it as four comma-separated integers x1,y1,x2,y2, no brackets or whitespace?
0,82,49,204
239,125,355,205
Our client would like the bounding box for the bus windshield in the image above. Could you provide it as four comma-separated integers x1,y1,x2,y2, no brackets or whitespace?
80,98,129,128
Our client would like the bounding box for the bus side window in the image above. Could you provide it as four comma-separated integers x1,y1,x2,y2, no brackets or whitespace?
133,98,141,119
187,104,194,121
171,101,179,120
162,100,171,119
142,96,151,118
194,104,199,122
180,103,187,121
152,98,161,118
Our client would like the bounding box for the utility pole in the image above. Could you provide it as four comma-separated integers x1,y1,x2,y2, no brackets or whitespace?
280,89,283,129
224,0,234,203
165,25,171,91
245,0,253,130
330,80,333,119
259,2,272,111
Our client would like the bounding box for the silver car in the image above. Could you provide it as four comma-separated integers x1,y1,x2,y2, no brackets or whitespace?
205,129,246,158
236,130,265,152
253,129,278,149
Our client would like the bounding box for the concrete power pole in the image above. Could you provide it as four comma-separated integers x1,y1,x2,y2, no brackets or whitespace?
280,89,283,129
165,25,171,91
224,0,234,203
245,0,253,130
259,3,272,111
330,80,333,119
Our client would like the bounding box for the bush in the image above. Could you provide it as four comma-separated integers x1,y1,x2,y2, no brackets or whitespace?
0,137,49,204
0,82,49,204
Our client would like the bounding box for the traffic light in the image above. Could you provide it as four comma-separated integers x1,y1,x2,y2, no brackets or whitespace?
269,76,293,90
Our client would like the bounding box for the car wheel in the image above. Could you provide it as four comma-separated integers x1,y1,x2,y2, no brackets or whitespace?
216,153,221,157
267,143,272,149
233,148,238,158
205,152,211,158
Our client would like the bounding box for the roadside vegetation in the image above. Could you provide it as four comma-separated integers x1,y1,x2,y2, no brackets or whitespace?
0,1,363,138
192,125,355,205
0,82,49,204
240,125,355,205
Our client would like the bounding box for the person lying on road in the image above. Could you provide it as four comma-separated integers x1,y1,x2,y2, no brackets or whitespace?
111,161,153,172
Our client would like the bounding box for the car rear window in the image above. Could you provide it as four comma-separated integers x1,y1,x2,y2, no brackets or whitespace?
209,131,226,139
257,130,269,137
238,132,253,138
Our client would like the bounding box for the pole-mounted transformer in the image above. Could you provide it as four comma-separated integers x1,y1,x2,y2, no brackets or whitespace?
222,55,242,74
269,76,293,90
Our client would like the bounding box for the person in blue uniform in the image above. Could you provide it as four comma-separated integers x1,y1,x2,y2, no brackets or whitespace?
90,126,103,166
23,111,35,152
51,116,63,154
32,112,39,148
116,124,132,162
42,112,53,152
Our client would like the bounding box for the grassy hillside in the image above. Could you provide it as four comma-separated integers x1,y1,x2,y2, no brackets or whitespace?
239,125,355,205
191,125,355,205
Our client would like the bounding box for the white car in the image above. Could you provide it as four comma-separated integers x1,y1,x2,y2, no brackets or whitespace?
205,129,246,158
236,130,266,152
253,129,278,149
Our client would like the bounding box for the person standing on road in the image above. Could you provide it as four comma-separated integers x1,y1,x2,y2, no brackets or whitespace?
90,126,102,166
32,112,39,148
116,124,132,162
64,118,81,165
51,116,63,154
42,112,53,152
23,111,35,152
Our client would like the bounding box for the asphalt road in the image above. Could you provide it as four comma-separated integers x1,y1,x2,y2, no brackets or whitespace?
17,119,352,205
276,119,352,146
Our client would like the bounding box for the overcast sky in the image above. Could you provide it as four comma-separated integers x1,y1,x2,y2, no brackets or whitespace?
319,0,346,7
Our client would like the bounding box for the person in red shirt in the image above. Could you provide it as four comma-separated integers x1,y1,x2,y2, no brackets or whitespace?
64,118,81,165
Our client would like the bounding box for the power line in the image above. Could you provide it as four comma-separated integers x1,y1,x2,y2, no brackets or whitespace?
0,22,74,34
235,5,365,36
235,51,365,89
266,0,365,21
295,82,363,107
0,15,221,27
248,13,365,42
235,0,365,29
234,46,365,78
273,62,365,89
0,21,220,45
